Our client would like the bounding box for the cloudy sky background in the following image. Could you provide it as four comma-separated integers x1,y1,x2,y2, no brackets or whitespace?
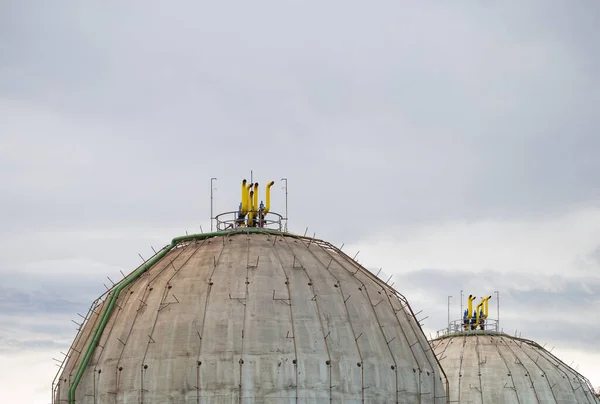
1,1,599,402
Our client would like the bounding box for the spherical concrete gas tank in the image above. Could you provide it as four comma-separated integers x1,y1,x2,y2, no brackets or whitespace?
54,230,447,403
431,333,599,404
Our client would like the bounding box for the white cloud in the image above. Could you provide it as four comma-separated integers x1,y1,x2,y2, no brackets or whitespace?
346,207,600,277
0,350,61,404
2,0,600,401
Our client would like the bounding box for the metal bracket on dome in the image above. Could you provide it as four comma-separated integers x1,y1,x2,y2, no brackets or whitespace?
229,294,246,306
158,294,180,311
247,256,259,269
272,290,291,306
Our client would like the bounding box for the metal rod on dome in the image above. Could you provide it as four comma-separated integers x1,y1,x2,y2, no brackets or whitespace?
281,178,288,224
495,290,499,330
460,290,463,321
210,177,217,232
448,296,452,329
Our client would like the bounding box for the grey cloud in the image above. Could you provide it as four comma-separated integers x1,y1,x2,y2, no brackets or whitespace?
0,286,82,315
1,1,599,244
0,338,67,354
1,1,600,393
391,268,600,352
588,246,600,267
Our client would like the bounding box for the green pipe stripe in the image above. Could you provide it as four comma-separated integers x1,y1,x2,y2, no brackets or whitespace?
67,228,281,403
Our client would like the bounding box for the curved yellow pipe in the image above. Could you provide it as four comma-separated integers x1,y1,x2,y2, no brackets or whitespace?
241,179,248,215
253,183,259,217
467,295,476,319
245,183,253,219
248,190,255,226
264,181,275,214
483,295,492,318
475,301,484,324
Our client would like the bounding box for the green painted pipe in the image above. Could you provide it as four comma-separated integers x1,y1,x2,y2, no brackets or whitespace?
67,228,280,403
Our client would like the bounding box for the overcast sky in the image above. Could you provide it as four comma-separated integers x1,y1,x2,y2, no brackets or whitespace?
1,1,600,402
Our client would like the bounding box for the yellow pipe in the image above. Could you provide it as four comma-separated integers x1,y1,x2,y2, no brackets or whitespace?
264,181,275,214
241,179,248,215
252,183,259,226
245,183,253,220
248,190,255,226
483,295,492,318
467,295,476,319
253,183,259,215
475,301,484,324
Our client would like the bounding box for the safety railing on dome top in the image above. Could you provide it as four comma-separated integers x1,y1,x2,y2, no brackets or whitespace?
435,318,500,339
215,210,285,232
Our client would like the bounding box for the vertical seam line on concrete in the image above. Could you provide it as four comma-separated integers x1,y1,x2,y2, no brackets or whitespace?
398,291,439,402
301,241,366,403
457,336,466,403
196,235,228,403
514,337,559,403
138,244,193,403
500,336,541,404
290,236,363,402
115,245,189,402
282,235,334,402
360,280,400,404
238,235,252,403
93,286,134,401
140,241,204,403
490,335,522,404
140,242,203,364
270,235,299,403
328,247,402,403
430,337,452,403
383,291,423,402
474,335,484,404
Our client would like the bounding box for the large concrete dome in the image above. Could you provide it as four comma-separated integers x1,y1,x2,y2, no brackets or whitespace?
54,230,447,403
431,332,599,404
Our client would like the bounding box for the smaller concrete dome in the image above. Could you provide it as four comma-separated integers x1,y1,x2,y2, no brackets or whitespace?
431,332,599,404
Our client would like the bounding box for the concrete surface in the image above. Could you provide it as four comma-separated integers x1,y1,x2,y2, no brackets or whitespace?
54,232,447,403
431,332,600,404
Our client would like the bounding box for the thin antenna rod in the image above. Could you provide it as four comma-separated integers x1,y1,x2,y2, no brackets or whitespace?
460,289,463,321
281,177,288,230
448,295,452,329
210,177,217,232
495,290,500,331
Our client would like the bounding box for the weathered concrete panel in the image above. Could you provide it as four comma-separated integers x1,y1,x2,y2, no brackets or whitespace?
56,232,447,403
432,333,600,404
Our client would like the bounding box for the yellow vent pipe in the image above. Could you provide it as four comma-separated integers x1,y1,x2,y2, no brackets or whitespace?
247,182,254,225
240,179,248,216
248,190,254,226
264,181,275,215
253,183,259,218
467,295,476,319
483,295,492,319
475,300,484,324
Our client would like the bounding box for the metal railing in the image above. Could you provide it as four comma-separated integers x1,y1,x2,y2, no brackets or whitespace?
435,318,500,339
215,210,284,232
